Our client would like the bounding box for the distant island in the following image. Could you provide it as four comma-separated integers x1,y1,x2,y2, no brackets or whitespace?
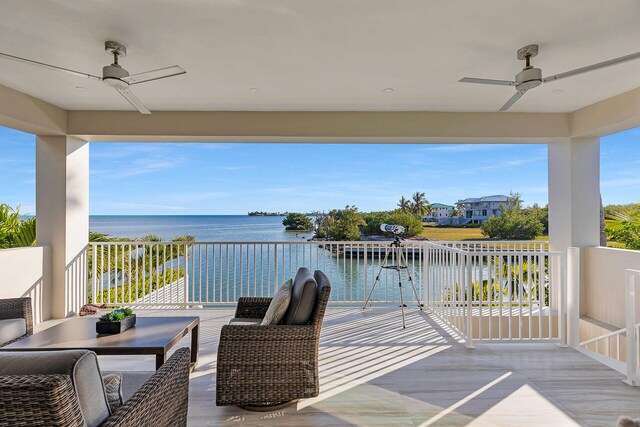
248,211,318,217
248,211,287,216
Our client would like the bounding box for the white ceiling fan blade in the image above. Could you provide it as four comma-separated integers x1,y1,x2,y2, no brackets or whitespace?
115,87,151,114
499,90,527,112
121,65,186,85
459,77,517,86
542,51,640,83
0,51,102,81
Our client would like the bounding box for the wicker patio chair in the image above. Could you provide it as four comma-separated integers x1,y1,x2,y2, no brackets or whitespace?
0,297,33,347
0,347,191,427
216,269,331,409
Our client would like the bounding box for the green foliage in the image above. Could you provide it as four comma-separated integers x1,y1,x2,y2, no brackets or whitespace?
411,192,430,216
89,231,118,242
397,192,431,216
282,213,314,231
480,193,543,240
88,233,194,304
522,203,548,235
0,204,36,249
362,211,423,237
605,203,640,250
397,196,410,212
445,256,549,306
99,308,133,322
315,206,366,240
92,267,184,304
481,211,543,240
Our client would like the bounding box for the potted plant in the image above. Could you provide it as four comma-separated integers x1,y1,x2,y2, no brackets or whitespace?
96,308,136,334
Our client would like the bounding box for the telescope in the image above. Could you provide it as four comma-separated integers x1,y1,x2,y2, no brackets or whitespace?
380,223,406,234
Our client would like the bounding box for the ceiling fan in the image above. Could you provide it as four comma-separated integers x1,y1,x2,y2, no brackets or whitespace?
0,41,186,114
459,44,640,111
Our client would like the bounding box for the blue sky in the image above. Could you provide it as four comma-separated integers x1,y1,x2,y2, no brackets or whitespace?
0,125,638,215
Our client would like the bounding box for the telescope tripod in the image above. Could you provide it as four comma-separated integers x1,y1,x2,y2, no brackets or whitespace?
362,234,423,329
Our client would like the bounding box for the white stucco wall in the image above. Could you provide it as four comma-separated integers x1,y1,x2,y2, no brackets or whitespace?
583,247,640,328
0,246,51,323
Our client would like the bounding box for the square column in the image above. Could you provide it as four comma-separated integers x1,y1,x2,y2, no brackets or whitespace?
548,137,601,252
548,137,600,335
36,136,89,318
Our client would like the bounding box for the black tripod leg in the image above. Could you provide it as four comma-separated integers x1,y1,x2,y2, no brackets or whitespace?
399,272,406,329
362,248,391,310
399,249,423,311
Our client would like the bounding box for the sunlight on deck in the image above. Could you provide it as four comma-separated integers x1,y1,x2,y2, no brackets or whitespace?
35,307,640,426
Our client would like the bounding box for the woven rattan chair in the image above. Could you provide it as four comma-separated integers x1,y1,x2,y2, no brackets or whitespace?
0,347,191,427
216,270,331,409
0,297,33,347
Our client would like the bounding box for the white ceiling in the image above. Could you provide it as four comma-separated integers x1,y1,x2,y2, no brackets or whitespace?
1,0,640,113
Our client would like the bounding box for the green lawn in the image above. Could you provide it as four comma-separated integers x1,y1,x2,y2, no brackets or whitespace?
418,225,486,241
418,224,625,248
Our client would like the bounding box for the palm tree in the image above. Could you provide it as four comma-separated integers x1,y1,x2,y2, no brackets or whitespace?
604,203,640,249
89,232,195,303
397,196,410,212
0,204,36,249
410,192,430,216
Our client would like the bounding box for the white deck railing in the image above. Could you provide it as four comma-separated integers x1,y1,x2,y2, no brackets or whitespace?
424,241,564,346
89,240,427,307
578,269,640,385
88,239,561,345
436,240,547,252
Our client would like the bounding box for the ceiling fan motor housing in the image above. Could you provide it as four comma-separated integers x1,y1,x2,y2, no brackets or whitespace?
102,64,129,89
515,67,542,91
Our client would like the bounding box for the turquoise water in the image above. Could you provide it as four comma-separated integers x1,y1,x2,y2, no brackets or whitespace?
90,215,315,242
90,215,424,305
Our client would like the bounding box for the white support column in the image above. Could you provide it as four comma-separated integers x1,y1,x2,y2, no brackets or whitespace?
36,136,89,318
548,137,601,252
548,137,600,345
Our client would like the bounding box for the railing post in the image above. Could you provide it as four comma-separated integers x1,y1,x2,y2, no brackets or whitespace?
91,243,97,304
625,269,639,386
363,243,368,305
183,243,189,309
558,252,566,347
423,242,429,311
466,253,474,349
273,243,279,294
567,247,580,348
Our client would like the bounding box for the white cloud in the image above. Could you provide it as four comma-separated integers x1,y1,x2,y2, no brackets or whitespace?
92,158,180,179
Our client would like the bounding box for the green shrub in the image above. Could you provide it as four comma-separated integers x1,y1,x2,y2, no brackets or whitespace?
363,211,423,237
315,206,365,240
481,212,543,240
282,213,314,231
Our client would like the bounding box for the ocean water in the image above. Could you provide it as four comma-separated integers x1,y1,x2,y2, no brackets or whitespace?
90,215,428,305
89,215,315,242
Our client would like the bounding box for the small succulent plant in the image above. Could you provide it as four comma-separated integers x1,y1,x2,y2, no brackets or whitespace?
99,307,133,322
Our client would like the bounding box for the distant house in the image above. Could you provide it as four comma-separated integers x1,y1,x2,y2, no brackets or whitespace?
424,203,454,222
457,195,515,224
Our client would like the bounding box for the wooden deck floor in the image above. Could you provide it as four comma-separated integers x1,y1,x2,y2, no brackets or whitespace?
38,308,640,426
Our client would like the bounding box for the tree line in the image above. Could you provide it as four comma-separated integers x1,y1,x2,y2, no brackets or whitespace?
283,191,551,242
283,191,432,240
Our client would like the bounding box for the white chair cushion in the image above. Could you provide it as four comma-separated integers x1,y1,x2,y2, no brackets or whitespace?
0,318,26,346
